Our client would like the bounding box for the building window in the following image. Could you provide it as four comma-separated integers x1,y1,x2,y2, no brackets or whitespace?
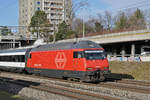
51,13,54,16
44,7,49,10
44,2,49,5
37,1,40,5
37,7,40,10
51,3,54,5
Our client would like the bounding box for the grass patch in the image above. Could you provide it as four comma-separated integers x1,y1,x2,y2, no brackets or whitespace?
109,62,150,80
0,91,25,100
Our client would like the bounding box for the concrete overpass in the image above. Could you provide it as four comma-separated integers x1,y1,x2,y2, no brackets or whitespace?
59,29,150,61
59,29,150,44
0,35,36,49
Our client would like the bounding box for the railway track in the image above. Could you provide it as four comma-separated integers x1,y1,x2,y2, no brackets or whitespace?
0,76,119,100
117,79,150,87
0,72,150,100
98,82,150,94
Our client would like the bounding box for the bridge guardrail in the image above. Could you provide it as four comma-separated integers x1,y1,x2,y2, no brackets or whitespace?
108,54,150,62
86,29,150,39
58,29,150,43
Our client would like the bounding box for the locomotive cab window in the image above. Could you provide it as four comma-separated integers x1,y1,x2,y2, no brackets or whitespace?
29,53,32,58
73,51,84,58
84,50,106,60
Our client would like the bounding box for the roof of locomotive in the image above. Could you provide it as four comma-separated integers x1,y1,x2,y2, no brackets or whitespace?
31,40,102,52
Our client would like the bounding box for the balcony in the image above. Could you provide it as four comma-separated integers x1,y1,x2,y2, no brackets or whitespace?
50,16,62,19
50,5,63,9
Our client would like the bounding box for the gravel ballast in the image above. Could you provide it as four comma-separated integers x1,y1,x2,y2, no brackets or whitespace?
0,80,78,100
0,73,150,100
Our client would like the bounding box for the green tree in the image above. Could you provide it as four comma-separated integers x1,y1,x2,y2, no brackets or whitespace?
29,10,52,42
95,22,103,32
128,9,146,29
134,8,144,19
115,12,128,29
56,21,74,41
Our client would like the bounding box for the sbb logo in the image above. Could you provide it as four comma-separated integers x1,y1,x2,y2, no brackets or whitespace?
55,52,67,69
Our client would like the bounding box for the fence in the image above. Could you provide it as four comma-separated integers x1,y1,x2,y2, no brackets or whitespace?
107,55,150,62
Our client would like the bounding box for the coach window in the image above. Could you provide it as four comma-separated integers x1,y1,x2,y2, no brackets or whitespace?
21,56,25,62
73,52,84,58
19,55,25,62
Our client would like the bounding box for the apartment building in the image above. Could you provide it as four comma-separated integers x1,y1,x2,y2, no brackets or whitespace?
19,0,72,37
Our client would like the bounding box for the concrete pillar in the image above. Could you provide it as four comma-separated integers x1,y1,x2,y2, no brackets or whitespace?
19,42,21,47
131,44,135,57
121,46,126,57
11,40,13,48
121,46,126,61
13,39,15,49
113,49,117,57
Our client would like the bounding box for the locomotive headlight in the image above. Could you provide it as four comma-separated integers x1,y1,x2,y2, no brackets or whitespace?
103,55,106,59
86,67,93,70
103,54,107,59
104,67,109,70
103,52,107,59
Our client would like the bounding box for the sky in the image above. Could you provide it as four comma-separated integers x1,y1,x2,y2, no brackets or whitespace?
0,0,18,26
0,0,150,26
75,0,150,20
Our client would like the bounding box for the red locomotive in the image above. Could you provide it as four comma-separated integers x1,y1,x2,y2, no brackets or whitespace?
0,40,110,82
25,40,110,82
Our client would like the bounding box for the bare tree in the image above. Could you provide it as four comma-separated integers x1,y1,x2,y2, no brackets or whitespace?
66,0,89,31
85,19,95,33
72,18,83,34
104,11,113,30
115,12,129,30
97,13,105,24
73,0,89,14
143,9,150,29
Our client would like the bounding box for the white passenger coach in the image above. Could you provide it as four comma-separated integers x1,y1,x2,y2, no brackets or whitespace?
0,48,27,72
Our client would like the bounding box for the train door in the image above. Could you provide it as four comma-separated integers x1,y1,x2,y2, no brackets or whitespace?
73,51,84,71
27,53,32,68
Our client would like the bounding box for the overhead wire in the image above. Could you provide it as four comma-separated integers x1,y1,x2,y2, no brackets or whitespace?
1,0,150,26
104,0,150,13
119,1,150,10
119,0,150,8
